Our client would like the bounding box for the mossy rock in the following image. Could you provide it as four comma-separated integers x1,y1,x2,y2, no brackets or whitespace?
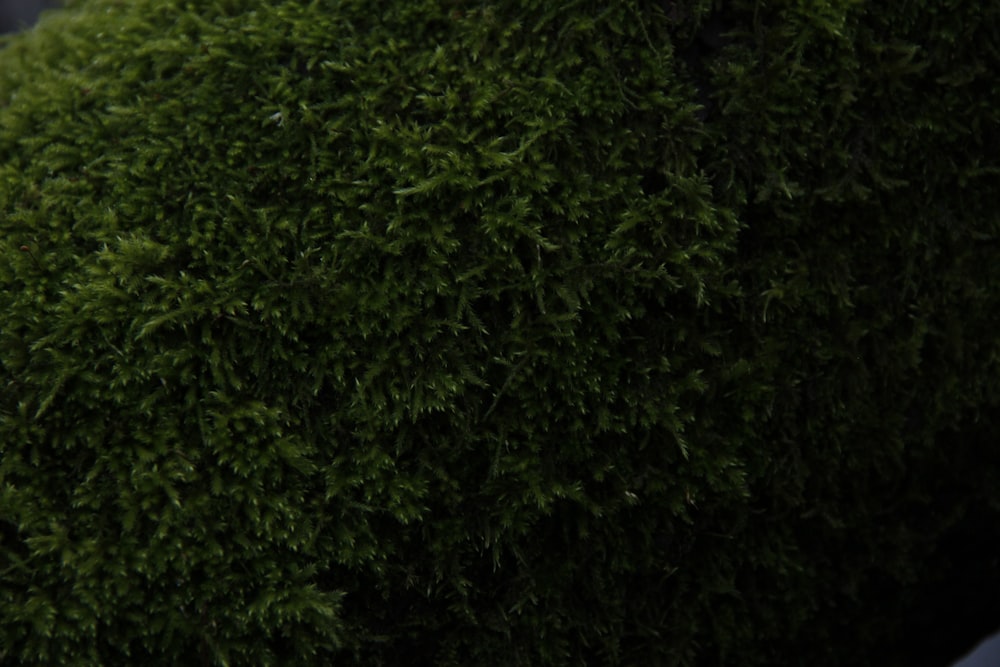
1,1,998,665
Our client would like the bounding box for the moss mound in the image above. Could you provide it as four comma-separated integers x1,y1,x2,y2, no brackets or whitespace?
1,1,998,665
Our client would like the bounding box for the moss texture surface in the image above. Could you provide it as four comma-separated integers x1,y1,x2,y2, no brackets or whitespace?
1,1,999,665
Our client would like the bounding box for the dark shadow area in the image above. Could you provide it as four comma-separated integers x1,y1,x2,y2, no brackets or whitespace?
899,412,1000,667
908,504,1000,666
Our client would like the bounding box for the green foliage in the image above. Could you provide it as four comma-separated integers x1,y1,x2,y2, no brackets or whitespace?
1,0,998,665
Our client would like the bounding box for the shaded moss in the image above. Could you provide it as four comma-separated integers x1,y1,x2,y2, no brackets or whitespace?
1,0,998,665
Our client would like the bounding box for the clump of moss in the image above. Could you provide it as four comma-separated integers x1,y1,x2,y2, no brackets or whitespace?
1,1,998,665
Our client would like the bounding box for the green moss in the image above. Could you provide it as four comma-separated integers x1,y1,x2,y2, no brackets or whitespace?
1,1,998,665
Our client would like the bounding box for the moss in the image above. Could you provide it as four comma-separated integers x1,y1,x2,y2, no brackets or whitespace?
1,0,998,664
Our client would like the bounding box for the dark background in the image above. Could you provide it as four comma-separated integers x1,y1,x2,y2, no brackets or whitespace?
1,1,997,665
0,0,59,36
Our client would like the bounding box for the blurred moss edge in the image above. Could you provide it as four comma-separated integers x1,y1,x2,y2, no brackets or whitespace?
0,0,63,38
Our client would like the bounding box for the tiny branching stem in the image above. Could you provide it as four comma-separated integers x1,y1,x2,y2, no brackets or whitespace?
19,244,43,271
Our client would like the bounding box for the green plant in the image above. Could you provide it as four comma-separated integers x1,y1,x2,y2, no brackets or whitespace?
1,1,998,665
